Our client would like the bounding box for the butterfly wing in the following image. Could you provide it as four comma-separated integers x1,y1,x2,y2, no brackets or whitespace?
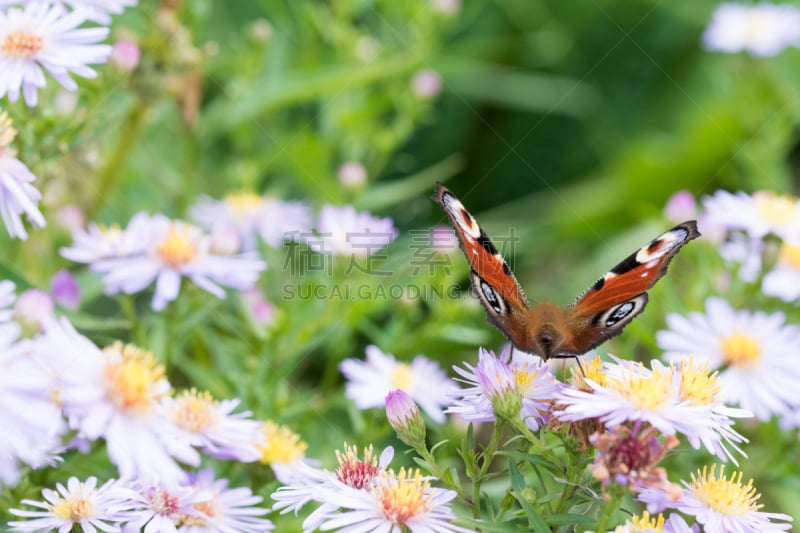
563,220,700,354
432,183,530,343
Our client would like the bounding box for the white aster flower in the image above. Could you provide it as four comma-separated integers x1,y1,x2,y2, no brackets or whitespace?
175,468,273,532
340,345,455,423
449,346,562,431
306,467,472,533
0,322,65,485
0,3,112,106
762,240,800,301
702,190,800,241
163,389,263,462
612,511,696,533
658,297,800,422
35,318,199,483
0,153,45,240
702,2,800,57
641,465,792,533
89,214,266,311
308,204,397,256
557,356,748,462
189,192,312,250
123,480,207,533
9,476,136,532
257,420,312,484
60,211,153,263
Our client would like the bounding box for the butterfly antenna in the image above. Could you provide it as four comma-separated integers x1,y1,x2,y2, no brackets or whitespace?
575,356,586,379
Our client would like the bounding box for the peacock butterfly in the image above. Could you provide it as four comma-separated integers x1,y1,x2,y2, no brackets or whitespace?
433,182,700,361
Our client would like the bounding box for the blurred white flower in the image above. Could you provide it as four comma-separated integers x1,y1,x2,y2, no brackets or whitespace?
0,3,111,106
703,3,800,57
762,240,800,302
309,205,397,256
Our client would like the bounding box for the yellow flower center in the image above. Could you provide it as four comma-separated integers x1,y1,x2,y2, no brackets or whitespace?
720,333,761,368
676,358,720,406
571,356,607,390
617,511,666,532
607,365,674,411
2,31,43,60
259,421,307,465
224,192,263,216
103,342,166,413
389,363,414,390
691,464,761,516
743,13,768,44
753,191,798,227
375,468,431,525
171,389,216,433
178,500,214,526
52,490,95,522
778,242,800,270
155,223,199,268
0,110,16,149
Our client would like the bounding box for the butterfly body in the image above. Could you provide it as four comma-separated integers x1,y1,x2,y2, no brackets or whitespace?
433,183,699,360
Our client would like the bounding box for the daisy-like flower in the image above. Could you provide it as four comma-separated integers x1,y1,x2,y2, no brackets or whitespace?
88,214,266,311
271,442,394,520
35,318,199,483
0,1,138,25
341,345,455,423
612,511,696,533
556,356,749,462
640,465,792,533
702,3,800,57
174,468,273,532
449,346,561,431
0,322,65,486
162,389,264,462
0,111,45,240
308,204,397,256
258,420,310,484
702,190,800,241
0,3,112,106
60,212,153,263
309,467,472,533
123,480,207,533
9,476,136,532
658,297,800,421
762,240,800,301
189,193,312,250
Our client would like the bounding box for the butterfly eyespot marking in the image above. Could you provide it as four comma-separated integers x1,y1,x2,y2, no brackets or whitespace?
606,302,634,326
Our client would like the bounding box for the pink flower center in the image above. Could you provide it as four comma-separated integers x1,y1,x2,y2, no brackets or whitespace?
2,31,43,60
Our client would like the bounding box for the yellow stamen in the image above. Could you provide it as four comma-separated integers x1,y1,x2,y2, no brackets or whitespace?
177,500,214,526
259,421,307,465
336,443,381,489
223,192,263,216
389,363,414,390
103,342,166,413
52,491,95,522
753,191,799,227
170,389,216,433
571,356,607,390
720,333,761,368
778,242,800,270
0,110,16,149
676,358,720,406
375,468,431,525
607,364,674,410
2,31,43,60
691,464,761,516
155,222,199,268
617,510,666,532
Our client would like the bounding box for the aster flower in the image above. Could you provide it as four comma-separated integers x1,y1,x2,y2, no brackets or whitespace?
0,111,45,240
9,476,136,532
60,212,153,264
341,345,455,423
0,3,112,106
307,467,472,533
556,356,749,462
612,511,697,533
702,3,800,57
35,318,199,483
386,389,427,448
762,240,800,301
449,346,561,431
123,481,207,533
308,204,397,256
640,465,792,533
702,190,800,241
258,420,310,484
162,389,264,462
0,322,65,486
658,297,800,422
88,214,266,311
174,468,273,532
189,193,312,250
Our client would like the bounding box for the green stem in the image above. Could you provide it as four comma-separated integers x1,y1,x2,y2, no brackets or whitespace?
416,446,469,502
470,421,503,519
594,493,623,533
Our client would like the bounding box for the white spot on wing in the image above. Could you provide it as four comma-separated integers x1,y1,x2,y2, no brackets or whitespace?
635,228,687,263
443,193,482,239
